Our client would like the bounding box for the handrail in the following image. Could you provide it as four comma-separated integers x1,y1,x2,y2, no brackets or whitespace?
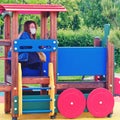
48,62,55,116
14,39,58,52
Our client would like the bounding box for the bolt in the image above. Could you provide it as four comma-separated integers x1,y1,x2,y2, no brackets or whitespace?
14,108,17,111
14,100,17,103
53,41,56,44
14,87,17,90
53,47,56,50
70,102,74,105
43,70,46,73
109,84,112,87
14,47,17,51
119,81,120,84
99,101,103,105
14,41,17,44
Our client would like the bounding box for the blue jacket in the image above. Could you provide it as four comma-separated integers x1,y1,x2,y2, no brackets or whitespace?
19,32,41,66
8,32,43,76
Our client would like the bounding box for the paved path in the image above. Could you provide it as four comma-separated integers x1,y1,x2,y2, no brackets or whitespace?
115,73,120,77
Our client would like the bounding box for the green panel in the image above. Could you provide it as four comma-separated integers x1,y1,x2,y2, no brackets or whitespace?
23,95,50,111
55,95,59,113
14,96,18,114
84,93,89,112
23,95,59,113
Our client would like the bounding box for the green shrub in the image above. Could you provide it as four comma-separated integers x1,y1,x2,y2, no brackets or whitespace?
109,29,120,71
57,27,103,47
109,29,120,48
0,35,3,39
114,48,120,70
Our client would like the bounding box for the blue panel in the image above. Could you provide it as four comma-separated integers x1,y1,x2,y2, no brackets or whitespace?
43,51,50,76
57,47,107,76
22,87,51,91
14,39,58,52
23,110,52,114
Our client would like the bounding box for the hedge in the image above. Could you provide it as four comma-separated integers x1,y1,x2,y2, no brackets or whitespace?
109,29,120,70
57,27,103,47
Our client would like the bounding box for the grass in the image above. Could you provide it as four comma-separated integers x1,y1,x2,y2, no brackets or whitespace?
115,67,120,73
0,60,4,83
58,76,83,81
0,47,4,83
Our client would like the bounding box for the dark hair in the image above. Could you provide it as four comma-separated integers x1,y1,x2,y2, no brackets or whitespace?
24,20,37,39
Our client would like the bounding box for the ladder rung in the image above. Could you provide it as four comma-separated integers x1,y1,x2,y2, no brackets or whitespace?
23,98,51,102
22,87,51,91
22,77,49,84
23,109,52,114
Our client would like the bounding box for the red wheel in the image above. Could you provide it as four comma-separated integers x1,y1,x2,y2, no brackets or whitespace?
87,88,114,118
57,88,86,119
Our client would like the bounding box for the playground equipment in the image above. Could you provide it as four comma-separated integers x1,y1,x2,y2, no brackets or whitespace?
0,3,119,120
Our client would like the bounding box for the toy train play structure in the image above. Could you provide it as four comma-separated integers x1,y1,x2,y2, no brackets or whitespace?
0,4,120,120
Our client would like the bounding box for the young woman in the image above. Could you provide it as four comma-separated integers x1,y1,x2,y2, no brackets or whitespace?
8,20,46,76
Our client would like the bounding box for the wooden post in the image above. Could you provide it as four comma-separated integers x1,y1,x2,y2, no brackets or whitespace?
11,12,19,118
41,12,48,39
50,12,57,92
40,12,48,94
4,15,11,113
106,41,114,93
94,37,101,47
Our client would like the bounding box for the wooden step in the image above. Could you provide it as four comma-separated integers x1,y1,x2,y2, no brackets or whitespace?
0,83,11,92
23,77,49,84
0,39,11,46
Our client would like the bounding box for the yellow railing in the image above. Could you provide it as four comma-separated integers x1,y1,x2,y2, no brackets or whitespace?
18,63,22,116
48,62,55,116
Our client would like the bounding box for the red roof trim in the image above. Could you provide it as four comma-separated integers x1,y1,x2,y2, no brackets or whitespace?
0,4,66,14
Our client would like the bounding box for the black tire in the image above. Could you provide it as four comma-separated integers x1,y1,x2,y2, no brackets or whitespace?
50,113,57,119
12,117,17,120
107,113,113,118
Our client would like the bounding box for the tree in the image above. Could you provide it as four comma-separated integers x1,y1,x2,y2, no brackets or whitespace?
77,0,108,28
101,0,120,28
51,0,81,30
72,13,80,30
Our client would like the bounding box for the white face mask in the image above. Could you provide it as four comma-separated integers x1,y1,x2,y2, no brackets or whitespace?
30,28,36,35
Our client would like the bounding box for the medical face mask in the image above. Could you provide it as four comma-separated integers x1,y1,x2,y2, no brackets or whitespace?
30,28,36,35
